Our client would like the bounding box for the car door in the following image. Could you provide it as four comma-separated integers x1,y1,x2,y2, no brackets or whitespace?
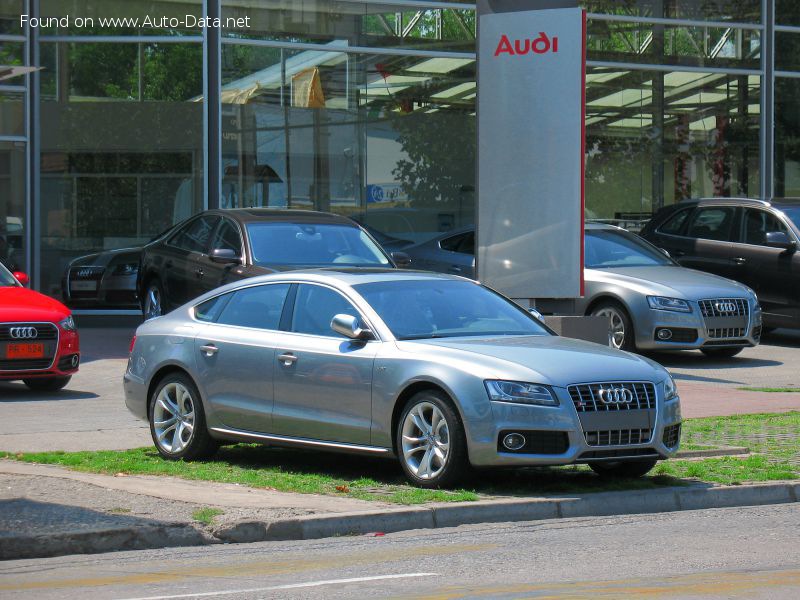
162,215,220,308
432,231,475,277
271,283,377,445
195,217,246,295
193,283,292,433
736,208,800,319
676,205,739,280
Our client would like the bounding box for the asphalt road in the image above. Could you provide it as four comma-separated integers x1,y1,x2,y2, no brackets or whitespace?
1,504,798,599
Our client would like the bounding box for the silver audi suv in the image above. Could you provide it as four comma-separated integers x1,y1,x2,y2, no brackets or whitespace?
124,270,681,488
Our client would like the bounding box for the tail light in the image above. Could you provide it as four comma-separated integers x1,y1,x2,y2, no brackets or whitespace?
128,335,136,354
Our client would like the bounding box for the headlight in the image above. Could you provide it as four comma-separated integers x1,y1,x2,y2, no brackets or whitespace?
664,375,678,402
647,296,692,313
59,315,76,331
485,380,558,406
112,262,139,276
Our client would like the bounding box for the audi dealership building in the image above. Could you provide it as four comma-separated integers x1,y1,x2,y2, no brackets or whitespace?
1,0,799,308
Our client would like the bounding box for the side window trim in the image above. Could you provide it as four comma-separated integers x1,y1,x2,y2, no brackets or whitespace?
279,283,298,331
684,205,736,242
193,291,233,323
204,282,291,331
287,282,378,341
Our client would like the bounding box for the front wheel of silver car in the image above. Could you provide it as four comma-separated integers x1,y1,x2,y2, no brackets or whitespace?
589,458,658,479
396,391,468,489
591,301,635,351
149,373,217,461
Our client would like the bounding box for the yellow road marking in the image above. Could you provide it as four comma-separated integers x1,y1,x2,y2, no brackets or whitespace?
0,543,495,592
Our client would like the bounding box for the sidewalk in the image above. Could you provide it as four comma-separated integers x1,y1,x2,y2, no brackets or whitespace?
678,382,800,418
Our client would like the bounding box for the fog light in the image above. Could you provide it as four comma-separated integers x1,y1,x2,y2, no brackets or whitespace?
657,328,673,340
71,354,79,368
502,433,526,451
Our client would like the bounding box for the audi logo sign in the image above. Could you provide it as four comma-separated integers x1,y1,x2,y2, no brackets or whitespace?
597,387,634,405
77,269,94,278
714,301,738,313
9,327,38,339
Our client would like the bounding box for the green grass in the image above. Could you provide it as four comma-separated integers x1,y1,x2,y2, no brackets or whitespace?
737,387,800,393
2,412,798,503
192,507,224,525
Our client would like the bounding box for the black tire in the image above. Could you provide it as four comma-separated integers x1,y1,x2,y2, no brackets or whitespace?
143,278,164,320
149,372,218,461
589,458,658,479
396,390,469,489
591,300,636,351
700,347,744,358
22,376,71,392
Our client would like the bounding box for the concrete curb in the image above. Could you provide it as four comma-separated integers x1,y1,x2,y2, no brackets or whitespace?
3,482,798,559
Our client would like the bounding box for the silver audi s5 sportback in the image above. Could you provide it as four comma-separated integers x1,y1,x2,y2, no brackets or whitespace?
124,270,682,488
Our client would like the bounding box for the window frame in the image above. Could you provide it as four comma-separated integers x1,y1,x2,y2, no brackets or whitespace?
738,207,797,247
655,206,694,237
284,282,379,341
683,205,738,242
167,215,220,254
209,216,245,259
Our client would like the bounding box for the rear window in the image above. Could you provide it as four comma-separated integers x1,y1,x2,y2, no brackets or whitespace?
246,222,390,267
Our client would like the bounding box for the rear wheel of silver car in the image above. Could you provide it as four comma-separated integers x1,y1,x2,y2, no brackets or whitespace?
589,458,658,479
149,373,217,461
397,391,468,489
22,376,71,392
700,347,744,359
143,279,164,320
591,301,635,351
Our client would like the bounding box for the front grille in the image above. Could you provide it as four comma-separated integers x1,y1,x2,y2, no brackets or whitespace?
579,448,659,460
753,325,762,340
69,266,105,280
703,340,748,347
0,323,58,342
662,423,681,448
497,430,569,455
708,327,746,339
569,382,656,412
0,358,53,370
699,298,749,318
584,428,652,447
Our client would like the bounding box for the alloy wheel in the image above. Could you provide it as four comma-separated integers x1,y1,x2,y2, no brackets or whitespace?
144,285,162,320
153,382,195,454
595,307,626,349
401,401,450,480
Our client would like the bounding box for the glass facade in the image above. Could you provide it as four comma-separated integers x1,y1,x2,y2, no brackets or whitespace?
1,0,799,306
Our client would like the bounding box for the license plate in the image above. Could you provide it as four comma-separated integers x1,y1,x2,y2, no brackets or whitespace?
71,281,97,291
6,343,45,359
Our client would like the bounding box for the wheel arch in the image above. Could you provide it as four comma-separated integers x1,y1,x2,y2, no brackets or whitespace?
389,379,463,456
146,364,194,415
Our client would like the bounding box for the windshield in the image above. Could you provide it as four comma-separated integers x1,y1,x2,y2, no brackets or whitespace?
246,223,390,267
355,279,550,340
780,207,800,230
586,229,673,269
0,262,18,287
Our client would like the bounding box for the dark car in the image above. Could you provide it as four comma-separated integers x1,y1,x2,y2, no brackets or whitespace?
641,198,800,330
62,247,142,310
137,209,397,319
402,227,475,277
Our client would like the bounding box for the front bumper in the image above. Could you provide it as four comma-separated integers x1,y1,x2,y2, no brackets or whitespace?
0,328,80,380
633,302,761,351
466,385,682,468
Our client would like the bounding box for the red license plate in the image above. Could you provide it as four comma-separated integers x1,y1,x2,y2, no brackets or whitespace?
6,343,45,359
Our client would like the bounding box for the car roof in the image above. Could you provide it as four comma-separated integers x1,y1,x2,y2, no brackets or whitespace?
206,208,358,225
220,268,469,290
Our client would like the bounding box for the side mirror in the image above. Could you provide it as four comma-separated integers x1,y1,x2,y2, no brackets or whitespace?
209,248,241,264
390,251,412,268
331,313,374,340
661,248,671,259
765,231,797,251
528,307,544,321
12,271,29,286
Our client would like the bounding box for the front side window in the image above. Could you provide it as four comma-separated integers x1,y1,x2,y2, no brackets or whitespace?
0,262,18,287
685,207,736,241
743,209,790,246
216,284,290,330
291,284,361,338
211,219,243,256
169,216,219,253
355,279,550,340
657,208,692,235
246,222,390,267
585,230,673,268
440,231,475,255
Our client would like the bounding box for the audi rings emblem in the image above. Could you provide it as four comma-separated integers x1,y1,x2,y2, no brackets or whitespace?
9,327,38,340
77,269,93,278
598,387,634,404
715,301,738,314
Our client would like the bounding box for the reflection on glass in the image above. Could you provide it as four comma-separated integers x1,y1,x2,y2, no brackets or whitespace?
776,78,800,197
0,92,24,136
40,42,203,299
0,142,25,272
581,1,761,23
40,0,203,35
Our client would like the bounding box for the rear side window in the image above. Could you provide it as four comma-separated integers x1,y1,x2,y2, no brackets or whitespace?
657,208,692,235
685,207,735,241
195,294,231,322
216,284,291,330
440,232,475,255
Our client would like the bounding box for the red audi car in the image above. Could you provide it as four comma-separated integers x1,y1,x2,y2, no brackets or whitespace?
0,262,79,391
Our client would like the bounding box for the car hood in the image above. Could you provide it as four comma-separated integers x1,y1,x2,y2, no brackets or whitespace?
70,247,142,268
0,287,70,322
586,265,752,299
401,335,666,387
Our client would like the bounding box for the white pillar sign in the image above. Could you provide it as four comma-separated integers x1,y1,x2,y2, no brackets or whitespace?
477,6,586,299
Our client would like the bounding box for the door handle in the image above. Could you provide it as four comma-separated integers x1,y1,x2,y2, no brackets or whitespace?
195,267,204,279
200,344,218,356
278,352,298,366
732,257,747,265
